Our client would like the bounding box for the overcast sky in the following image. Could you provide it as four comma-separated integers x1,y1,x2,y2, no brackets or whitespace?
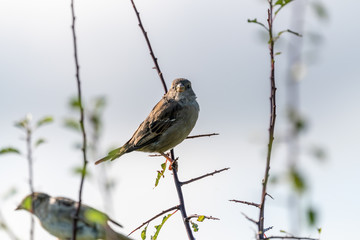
1,0,359,239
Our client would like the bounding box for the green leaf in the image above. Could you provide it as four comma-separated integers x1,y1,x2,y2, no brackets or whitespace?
64,118,81,131
197,215,205,222
317,228,322,234
247,18,258,23
84,208,108,225
151,214,171,240
154,162,167,187
94,96,106,110
14,118,29,129
289,168,306,194
0,147,21,155
311,2,328,20
69,96,81,109
36,116,53,128
141,225,148,240
307,207,317,226
310,146,327,161
34,138,46,148
72,166,91,178
274,0,293,16
190,221,199,232
274,0,292,7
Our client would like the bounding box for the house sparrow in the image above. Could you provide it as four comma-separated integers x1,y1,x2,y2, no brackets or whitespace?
16,192,132,240
95,78,199,165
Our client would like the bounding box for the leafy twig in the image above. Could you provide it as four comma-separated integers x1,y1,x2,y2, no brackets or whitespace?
70,0,89,239
181,168,230,186
128,205,180,236
185,215,220,222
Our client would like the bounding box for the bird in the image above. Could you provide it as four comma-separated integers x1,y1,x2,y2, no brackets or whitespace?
95,78,200,166
16,192,132,240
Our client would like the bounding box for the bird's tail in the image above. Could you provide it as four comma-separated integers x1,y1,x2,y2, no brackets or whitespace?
95,146,127,165
104,224,133,240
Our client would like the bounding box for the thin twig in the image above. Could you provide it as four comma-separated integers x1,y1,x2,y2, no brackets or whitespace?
258,1,277,239
128,205,180,236
25,124,35,240
170,150,195,240
70,0,89,239
229,199,260,208
265,236,318,240
185,214,220,221
186,133,219,139
241,212,258,226
181,168,230,186
129,0,167,92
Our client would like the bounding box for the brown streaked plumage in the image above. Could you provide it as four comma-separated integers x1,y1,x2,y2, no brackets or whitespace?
95,78,199,165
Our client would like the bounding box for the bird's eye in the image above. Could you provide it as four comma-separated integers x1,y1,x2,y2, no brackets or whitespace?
186,84,191,89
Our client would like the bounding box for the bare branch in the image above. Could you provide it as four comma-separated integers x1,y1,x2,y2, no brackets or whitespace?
185,214,220,222
181,168,230,186
70,1,89,239
186,133,219,139
25,121,35,240
128,205,180,236
241,212,258,226
265,236,318,240
258,2,277,239
229,199,260,208
129,0,167,92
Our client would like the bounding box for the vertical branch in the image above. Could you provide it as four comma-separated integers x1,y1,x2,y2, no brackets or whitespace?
25,125,34,240
129,1,194,239
129,0,167,93
170,151,195,240
258,1,277,239
70,0,89,239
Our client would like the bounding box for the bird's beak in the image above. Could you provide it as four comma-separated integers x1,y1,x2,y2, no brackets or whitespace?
176,83,185,92
15,205,22,211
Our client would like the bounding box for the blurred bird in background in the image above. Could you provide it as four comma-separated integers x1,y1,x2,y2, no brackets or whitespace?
16,192,132,240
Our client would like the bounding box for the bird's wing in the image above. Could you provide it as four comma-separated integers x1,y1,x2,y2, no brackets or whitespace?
129,98,182,150
53,197,101,228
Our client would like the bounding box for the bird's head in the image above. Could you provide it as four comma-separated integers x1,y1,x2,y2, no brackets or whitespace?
168,78,196,101
15,192,50,214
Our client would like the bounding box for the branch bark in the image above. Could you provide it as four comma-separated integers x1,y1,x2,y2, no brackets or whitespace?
129,0,167,93
25,125,34,240
186,133,219,139
265,236,318,240
258,1,277,239
181,168,230,186
70,1,89,239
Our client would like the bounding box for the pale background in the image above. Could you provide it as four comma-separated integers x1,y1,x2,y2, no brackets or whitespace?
0,0,359,239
